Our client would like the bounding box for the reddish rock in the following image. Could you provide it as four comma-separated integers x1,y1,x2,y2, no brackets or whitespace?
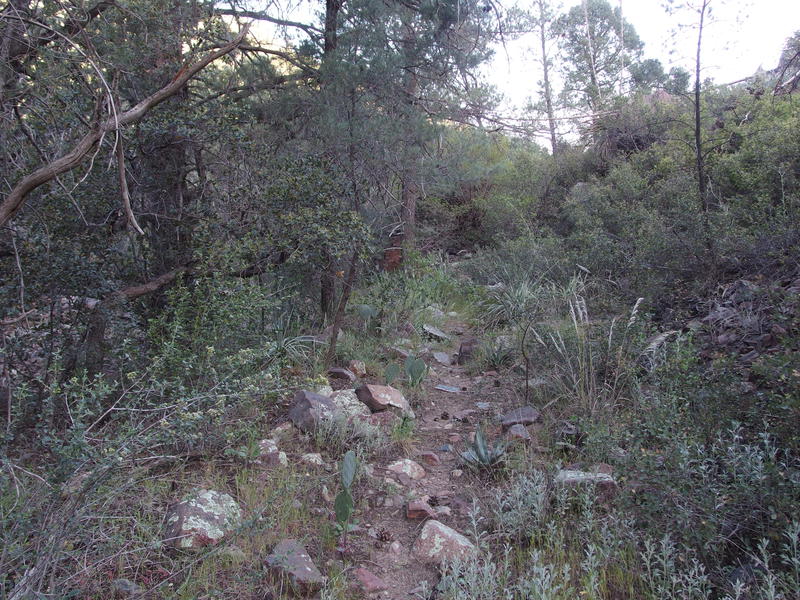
356,384,414,417
407,498,437,520
368,411,400,429
448,433,462,443
353,567,388,593
412,520,476,565
266,539,325,593
328,367,356,382
417,451,441,466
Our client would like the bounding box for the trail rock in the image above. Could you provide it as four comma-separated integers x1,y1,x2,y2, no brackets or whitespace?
457,337,480,365
288,390,335,432
433,351,452,366
266,539,325,593
387,458,426,480
423,324,450,341
500,406,541,430
554,470,618,502
407,498,437,520
256,439,288,466
328,367,356,382
356,384,414,418
330,389,372,420
353,567,388,594
506,424,532,443
412,520,476,565
348,360,367,377
164,490,242,549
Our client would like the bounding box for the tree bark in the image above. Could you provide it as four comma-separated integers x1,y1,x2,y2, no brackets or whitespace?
537,0,558,155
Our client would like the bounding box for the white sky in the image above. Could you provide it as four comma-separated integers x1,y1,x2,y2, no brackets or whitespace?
490,0,800,109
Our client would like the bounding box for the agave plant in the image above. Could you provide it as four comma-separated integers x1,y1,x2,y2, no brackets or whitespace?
461,426,508,471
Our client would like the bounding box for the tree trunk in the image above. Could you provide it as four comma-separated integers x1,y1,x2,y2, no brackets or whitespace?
693,0,716,268
537,0,558,155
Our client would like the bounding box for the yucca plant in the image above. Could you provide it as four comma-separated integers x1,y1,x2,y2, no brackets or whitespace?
461,427,508,472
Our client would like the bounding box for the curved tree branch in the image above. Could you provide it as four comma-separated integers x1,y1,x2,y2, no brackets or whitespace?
0,25,250,228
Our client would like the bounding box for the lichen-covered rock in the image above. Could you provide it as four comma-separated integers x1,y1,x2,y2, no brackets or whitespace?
330,389,372,420
412,520,476,565
288,390,335,432
164,490,242,549
554,470,618,502
355,384,414,418
423,324,450,341
300,452,325,467
386,458,426,480
256,439,287,466
266,539,325,593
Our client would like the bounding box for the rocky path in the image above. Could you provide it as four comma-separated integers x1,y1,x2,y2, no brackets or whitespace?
342,320,530,598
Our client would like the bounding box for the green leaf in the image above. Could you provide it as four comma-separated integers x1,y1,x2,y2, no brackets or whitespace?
340,450,358,489
334,489,353,526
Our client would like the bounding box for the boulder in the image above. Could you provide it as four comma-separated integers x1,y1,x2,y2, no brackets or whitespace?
412,520,476,565
348,360,367,378
386,458,426,480
499,406,541,430
288,390,335,432
266,539,325,593
417,451,441,466
355,384,414,418
328,367,356,382
164,490,242,549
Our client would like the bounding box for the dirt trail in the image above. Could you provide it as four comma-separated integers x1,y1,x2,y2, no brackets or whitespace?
350,319,524,598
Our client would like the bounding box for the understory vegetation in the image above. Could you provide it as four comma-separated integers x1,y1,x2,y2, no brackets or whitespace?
2,0,800,598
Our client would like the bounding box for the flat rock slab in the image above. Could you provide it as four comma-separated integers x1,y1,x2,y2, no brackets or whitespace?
386,458,426,480
356,384,414,417
412,520,476,565
435,384,461,393
500,406,541,430
423,324,451,341
288,390,335,432
266,539,325,593
164,489,242,549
